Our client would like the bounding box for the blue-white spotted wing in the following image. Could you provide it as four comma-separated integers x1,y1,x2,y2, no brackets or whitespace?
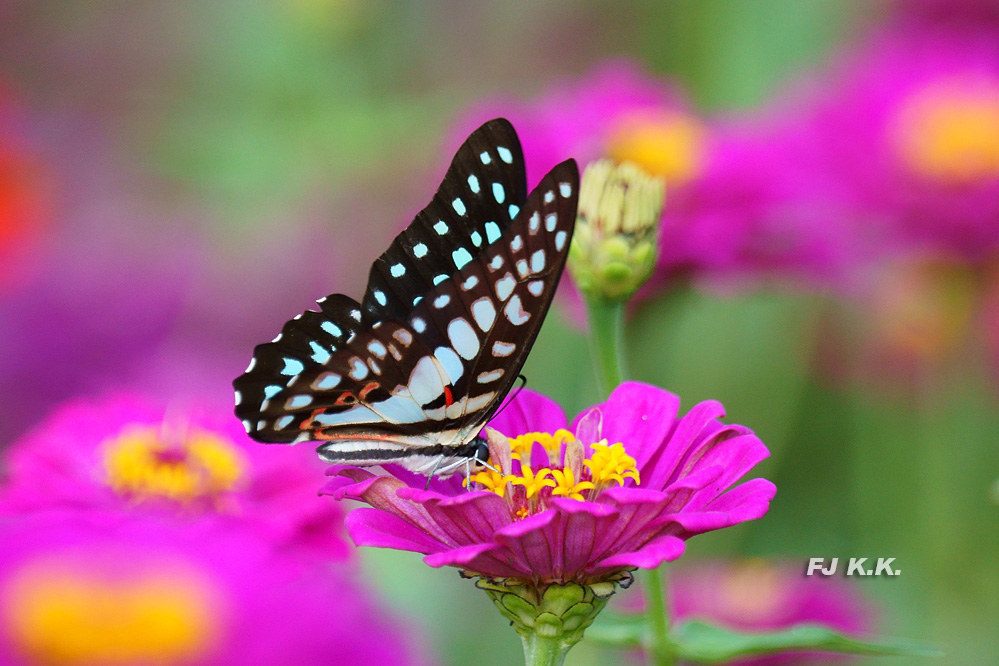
233,118,579,475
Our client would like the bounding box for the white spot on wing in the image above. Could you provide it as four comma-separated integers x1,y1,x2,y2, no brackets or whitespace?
276,415,294,429
349,358,368,380
531,249,545,273
462,275,479,290
350,309,361,321
452,198,466,216
287,395,313,409
492,182,505,203
393,329,413,345
544,190,554,203
493,341,516,357
434,346,464,385
472,297,497,331
234,390,242,406
447,318,480,360
390,263,406,278
497,146,513,163
409,356,444,404
310,341,331,364
555,230,567,251
480,151,491,164
313,372,341,390
529,212,540,233
245,358,257,373
485,221,501,244
528,280,544,296
511,235,523,252
435,220,449,234
412,317,427,333
281,357,303,376
433,274,447,286
516,259,529,277
545,213,557,231
321,321,342,337
489,254,503,271
470,230,483,247
495,273,516,301
413,243,428,258
242,420,253,433
373,290,387,306
264,385,281,399
504,294,530,325
434,294,451,308
467,174,480,192
368,341,387,358
508,204,520,219
477,369,504,383
559,182,572,197
466,391,497,412
453,247,472,269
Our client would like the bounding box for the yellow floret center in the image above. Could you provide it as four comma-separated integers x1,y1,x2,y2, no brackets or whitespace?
893,77,999,182
605,110,708,185
469,430,641,519
3,559,220,665
102,424,245,507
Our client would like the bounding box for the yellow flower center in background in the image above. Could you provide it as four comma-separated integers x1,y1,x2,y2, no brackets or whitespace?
3,559,220,665
717,559,789,624
605,111,708,185
102,425,245,507
468,430,641,519
893,77,999,182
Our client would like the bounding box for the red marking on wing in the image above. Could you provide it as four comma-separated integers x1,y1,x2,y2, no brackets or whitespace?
444,385,454,407
359,382,380,401
334,392,357,407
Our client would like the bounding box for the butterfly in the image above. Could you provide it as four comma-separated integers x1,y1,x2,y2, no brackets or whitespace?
233,118,578,477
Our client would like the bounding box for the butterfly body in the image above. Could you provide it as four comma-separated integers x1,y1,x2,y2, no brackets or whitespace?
234,119,578,476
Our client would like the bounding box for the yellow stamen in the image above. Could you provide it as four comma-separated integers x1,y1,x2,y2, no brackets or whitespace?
507,430,575,464
3,559,220,665
550,467,595,501
606,111,708,184
102,425,245,507
893,77,999,182
584,440,641,487
508,466,556,499
464,467,513,497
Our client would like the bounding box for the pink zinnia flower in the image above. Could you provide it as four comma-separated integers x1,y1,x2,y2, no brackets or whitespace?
453,60,861,289
625,560,875,665
0,395,349,560
324,382,775,584
0,512,421,666
789,23,999,263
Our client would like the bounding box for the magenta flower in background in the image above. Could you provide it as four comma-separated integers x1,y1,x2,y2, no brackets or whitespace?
624,560,875,665
325,382,775,584
0,395,350,560
788,21,999,264
0,512,422,666
452,60,864,291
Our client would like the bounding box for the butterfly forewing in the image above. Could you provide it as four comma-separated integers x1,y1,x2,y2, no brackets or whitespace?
233,118,578,474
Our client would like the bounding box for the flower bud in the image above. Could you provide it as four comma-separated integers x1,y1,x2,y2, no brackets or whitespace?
568,159,666,302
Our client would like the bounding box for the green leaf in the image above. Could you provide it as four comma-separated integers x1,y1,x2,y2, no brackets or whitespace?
585,616,941,662
672,620,942,663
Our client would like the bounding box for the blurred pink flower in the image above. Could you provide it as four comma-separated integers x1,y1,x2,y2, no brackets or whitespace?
0,512,421,666
0,395,350,561
324,382,775,583
452,60,863,291
626,560,875,665
789,22,999,264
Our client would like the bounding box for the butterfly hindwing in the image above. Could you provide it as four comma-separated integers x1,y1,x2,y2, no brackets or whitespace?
233,118,578,473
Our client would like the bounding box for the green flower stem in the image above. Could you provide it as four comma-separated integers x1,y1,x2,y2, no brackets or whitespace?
642,565,676,666
583,294,675,666
584,296,626,396
521,633,573,666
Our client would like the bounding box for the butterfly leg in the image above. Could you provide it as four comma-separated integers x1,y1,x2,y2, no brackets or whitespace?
424,454,448,489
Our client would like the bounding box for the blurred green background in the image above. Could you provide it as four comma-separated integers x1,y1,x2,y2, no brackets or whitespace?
2,1,996,664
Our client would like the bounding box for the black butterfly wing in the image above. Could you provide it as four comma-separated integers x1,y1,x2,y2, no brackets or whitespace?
233,119,578,468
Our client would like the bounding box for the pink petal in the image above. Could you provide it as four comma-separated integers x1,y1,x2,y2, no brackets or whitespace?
488,388,568,438
596,534,686,569
344,508,446,554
